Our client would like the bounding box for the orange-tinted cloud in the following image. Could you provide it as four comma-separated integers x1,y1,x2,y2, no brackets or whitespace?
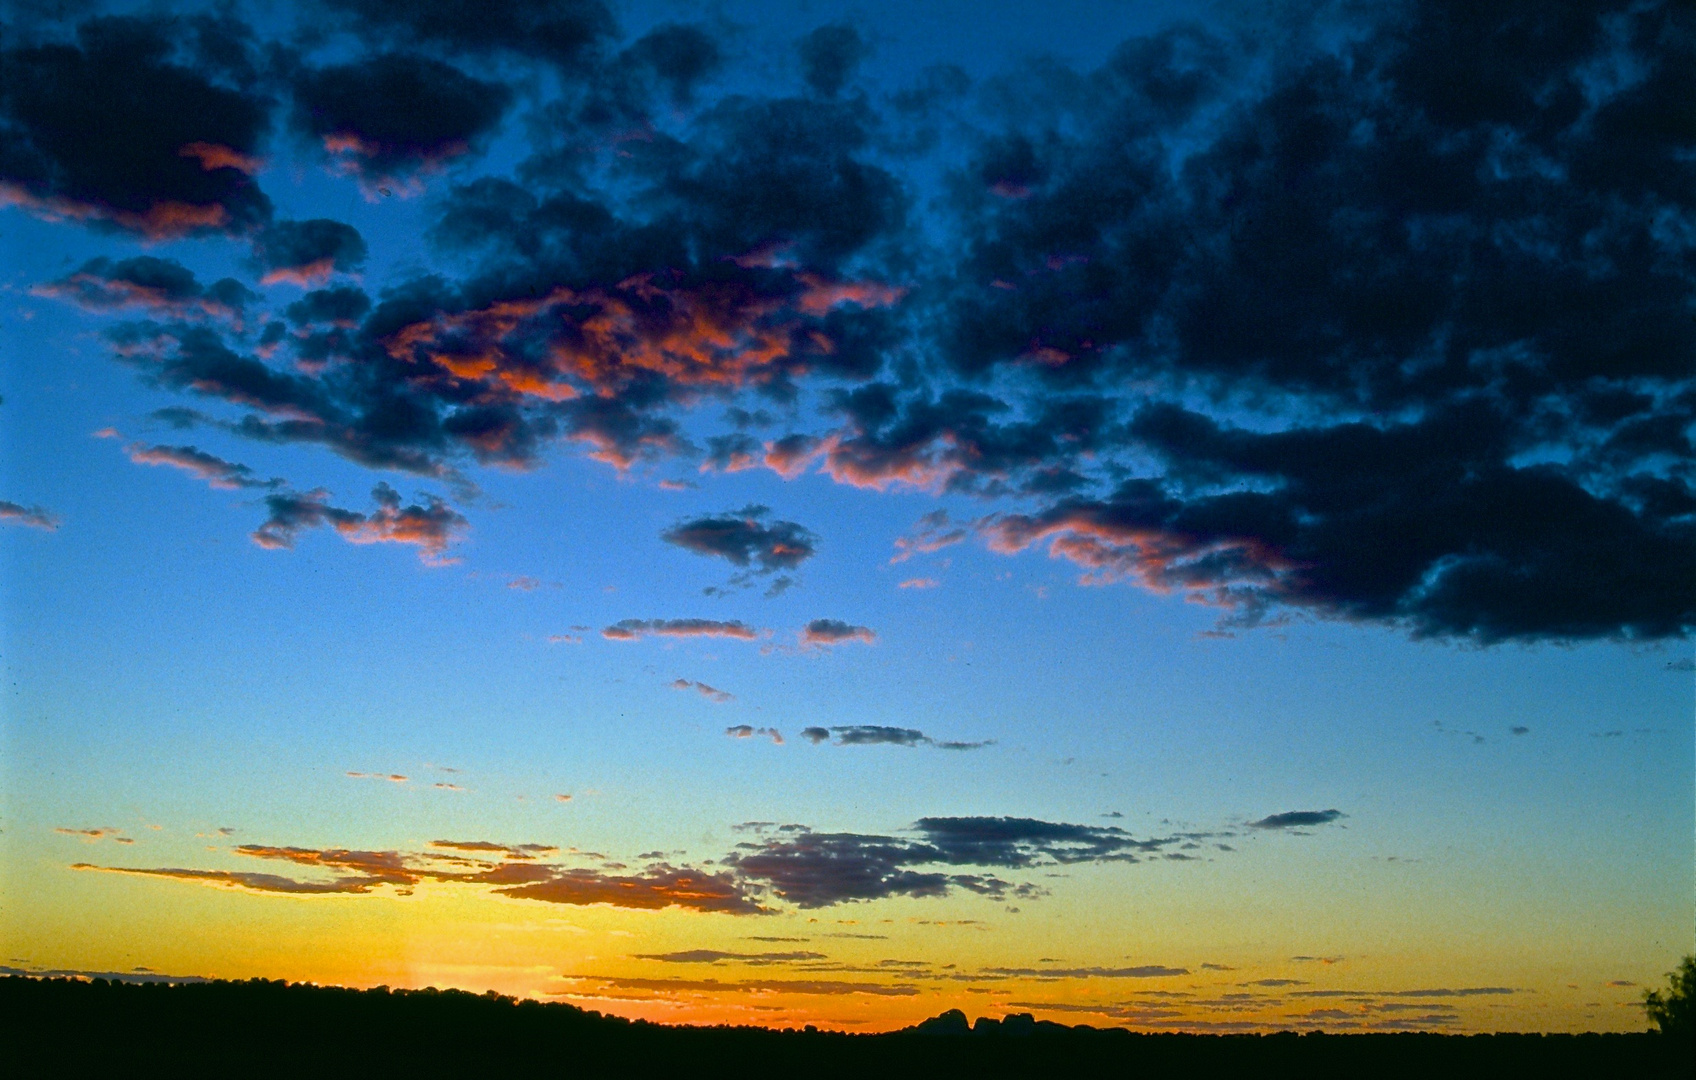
253,484,466,564
494,865,762,914
178,142,262,176
125,443,281,490
76,837,763,915
0,501,60,531
73,863,383,895
890,511,968,563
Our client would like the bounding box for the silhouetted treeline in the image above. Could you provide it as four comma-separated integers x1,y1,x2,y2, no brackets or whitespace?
3,975,1686,1079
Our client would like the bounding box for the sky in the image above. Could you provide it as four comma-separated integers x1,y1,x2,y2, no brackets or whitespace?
1,0,1692,1035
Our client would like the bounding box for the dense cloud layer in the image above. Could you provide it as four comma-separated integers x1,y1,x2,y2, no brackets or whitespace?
289,53,512,186
18,1,1693,642
726,817,1223,907
0,15,273,237
76,810,1273,913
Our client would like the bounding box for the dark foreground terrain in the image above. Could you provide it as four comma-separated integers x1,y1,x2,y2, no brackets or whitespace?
3,975,1687,1078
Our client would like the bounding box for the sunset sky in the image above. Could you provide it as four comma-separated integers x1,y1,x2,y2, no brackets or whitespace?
1,0,1691,1034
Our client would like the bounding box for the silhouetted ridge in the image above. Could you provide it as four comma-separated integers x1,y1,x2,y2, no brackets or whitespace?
2,976,1685,1079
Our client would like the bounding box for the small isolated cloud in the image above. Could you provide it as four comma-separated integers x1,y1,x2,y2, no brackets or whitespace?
604,618,761,641
632,949,828,965
661,505,817,573
554,794,573,803
833,725,927,747
508,576,542,591
726,725,783,745
1249,810,1344,830
54,827,129,843
125,443,281,490
984,965,1189,980
434,782,463,791
891,510,968,563
346,771,408,783
430,840,558,860
568,975,915,998
673,678,734,703
1509,726,1530,736
0,500,59,530
899,578,940,590
801,619,875,647
252,483,466,564
803,726,993,751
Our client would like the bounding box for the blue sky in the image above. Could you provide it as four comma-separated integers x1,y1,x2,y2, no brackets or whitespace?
1,0,1691,1032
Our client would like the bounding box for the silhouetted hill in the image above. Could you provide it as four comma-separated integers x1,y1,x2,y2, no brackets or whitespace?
3,975,1686,1078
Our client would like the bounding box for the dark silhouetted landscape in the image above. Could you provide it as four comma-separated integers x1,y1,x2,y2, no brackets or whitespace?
4,975,1688,1078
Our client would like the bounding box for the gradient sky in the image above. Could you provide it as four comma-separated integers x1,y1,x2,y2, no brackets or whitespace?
2,0,1692,1034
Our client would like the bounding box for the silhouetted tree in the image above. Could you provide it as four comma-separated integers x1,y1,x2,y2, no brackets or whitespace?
1644,954,1694,1045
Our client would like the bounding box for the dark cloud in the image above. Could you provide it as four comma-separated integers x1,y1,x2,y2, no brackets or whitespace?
290,53,512,186
661,505,817,573
0,500,60,530
1248,810,1344,830
571,975,918,997
284,286,372,327
30,1,1688,647
725,725,783,744
983,965,1189,979
125,443,281,490
807,726,993,751
727,816,1215,908
830,726,927,747
74,863,383,894
618,23,722,105
429,839,558,859
32,257,256,318
631,949,827,965
801,619,875,646
493,865,759,914
603,618,760,640
251,482,466,563
317,0,617,67
934,2,1695,641
0,15,272,237
251,219,367,285
914,817,1177,867
797,24,869,98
